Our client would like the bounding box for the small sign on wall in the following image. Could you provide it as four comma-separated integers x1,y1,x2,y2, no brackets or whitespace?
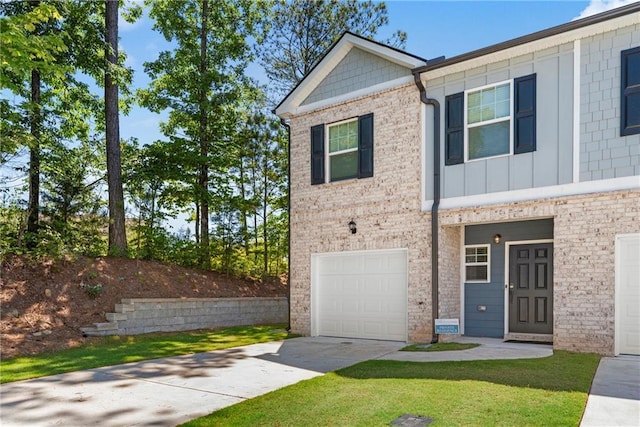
435,318,460,334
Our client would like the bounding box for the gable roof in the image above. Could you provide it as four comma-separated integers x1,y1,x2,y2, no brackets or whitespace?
275,32,427,118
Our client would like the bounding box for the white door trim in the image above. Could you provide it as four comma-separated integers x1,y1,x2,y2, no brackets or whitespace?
503,239,554,335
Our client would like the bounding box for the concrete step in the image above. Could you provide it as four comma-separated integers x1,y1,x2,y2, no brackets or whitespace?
115,303,135,313
106,312,128,322
95,322,118,331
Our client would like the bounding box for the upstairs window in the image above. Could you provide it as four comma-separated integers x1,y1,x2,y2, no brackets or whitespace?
621,46,640,136
466,82,512,160
446,74,536,165
465,245,490,283
310,113,374,185
328,119,359,181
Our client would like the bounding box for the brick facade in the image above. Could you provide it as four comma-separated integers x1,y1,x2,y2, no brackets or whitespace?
289,79,639,355
289,84,433,343
439,189,640,355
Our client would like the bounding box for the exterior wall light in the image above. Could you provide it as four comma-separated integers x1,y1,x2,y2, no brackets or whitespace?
348,220,357,234
493,234,502,244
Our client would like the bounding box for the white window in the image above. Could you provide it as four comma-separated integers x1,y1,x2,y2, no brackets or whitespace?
327,119,358,182
465,245,490,283
465,81,513,161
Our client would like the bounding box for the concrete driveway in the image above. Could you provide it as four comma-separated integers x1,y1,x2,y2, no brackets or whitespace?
0,337,404,427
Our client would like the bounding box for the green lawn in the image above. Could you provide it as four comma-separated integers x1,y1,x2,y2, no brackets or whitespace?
183,351,599,427
0,325,290,383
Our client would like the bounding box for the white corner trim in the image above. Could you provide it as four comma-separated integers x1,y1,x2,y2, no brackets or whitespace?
573,39,581,183
283,76,415,117
422,175,640,211
459,226,465,335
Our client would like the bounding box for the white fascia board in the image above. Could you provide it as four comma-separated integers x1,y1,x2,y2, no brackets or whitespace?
276,34,426,117
422,175,640,211
281,76,415,117
418,13,639,80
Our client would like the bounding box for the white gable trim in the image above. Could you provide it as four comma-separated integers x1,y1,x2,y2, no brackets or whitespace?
281,76,415,117
276,33,425,117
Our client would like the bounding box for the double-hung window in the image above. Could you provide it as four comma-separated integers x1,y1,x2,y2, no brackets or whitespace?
310,113,374,184
328,119,359,181
445,74,536,165
466,82,512,161
464,245,490,283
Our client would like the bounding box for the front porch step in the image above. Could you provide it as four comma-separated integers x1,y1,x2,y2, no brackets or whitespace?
504,333,553,343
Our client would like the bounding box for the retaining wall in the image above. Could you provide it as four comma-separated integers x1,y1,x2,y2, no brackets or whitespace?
81,297,288,336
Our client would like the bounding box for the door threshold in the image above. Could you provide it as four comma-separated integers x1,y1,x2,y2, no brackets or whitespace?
504,333,553,343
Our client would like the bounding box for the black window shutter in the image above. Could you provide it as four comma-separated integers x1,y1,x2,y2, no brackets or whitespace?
514,73,537,153
445,92,464,165
358,113,374,178
310,124,325,185
621,46,640,136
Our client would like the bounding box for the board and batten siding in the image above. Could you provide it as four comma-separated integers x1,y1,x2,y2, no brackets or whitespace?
464,219,554,338
579,24,640,181
424,43,575,200
301,47,412,106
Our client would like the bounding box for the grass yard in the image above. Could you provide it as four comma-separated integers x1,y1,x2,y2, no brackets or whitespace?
0,325,290,383
183,351,600,427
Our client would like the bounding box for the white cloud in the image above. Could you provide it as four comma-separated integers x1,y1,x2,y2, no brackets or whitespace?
575,0,638,20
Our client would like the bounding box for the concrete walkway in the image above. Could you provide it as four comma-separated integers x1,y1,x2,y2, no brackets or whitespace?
0,337,637,426
580,355,640,427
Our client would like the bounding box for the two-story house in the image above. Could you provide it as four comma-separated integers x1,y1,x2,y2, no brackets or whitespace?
275,3,640,356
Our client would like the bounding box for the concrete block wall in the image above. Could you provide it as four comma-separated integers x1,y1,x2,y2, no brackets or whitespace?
289,84,433,343
81,297,288,336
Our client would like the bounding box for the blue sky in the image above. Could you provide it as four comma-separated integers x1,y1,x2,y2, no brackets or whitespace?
118,0,635,146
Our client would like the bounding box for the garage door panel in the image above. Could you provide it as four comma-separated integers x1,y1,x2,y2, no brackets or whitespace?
617,234,640,355
314,249,407,342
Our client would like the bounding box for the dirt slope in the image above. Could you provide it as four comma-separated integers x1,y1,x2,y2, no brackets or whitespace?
0,256,286,359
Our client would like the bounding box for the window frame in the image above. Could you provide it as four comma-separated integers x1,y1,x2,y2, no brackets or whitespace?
464,244,491,283
325,117,359,183
463,79,515,163
621,46,640,136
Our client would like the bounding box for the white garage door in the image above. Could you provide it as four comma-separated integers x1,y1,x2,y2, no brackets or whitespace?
312,249,407,341
616,234,640,355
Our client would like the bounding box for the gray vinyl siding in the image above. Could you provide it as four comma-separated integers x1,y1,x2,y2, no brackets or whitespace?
424,43,575,200
301,48,411,106
580,25,640,181
464,219,553,338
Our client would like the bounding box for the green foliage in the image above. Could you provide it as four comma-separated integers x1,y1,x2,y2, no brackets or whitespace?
83,283,103,299
258,0,407,96
1,325,290,382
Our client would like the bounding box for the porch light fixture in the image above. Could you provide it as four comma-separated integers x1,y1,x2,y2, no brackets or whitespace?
493,234,502,244
348,220,357,234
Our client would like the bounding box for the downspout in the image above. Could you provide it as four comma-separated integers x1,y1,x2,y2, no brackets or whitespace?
413,72,440,344
278,117,292,332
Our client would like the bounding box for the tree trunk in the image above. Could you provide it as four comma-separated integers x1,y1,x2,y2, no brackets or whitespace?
198,0,210,268
239,157,249,256
262,155,268,276
194,201,200,244
105,0,128,256
26,68,41,245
